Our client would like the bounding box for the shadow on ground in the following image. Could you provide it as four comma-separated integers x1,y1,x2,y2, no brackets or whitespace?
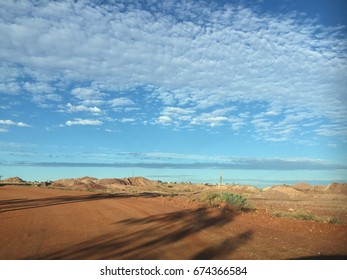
25,206,252,260
0,191,162,213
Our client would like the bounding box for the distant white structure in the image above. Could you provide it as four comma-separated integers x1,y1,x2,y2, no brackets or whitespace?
220,169,223,187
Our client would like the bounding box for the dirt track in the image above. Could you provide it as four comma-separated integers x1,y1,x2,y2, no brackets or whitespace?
1,186,346,260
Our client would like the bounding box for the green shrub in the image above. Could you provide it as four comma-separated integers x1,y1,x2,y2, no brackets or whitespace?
272,211,315,221
325,217,342,224
220,193,248,209
200,192,253,210
200,192,220,207
292,213,316,221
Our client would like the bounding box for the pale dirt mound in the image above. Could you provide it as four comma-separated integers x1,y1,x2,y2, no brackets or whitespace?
291,182,313,192
325,183,347,195
97,177,161,188
228,185,260,193
97,178,128,186
51,178,80,188
51,177,105,190
290,183,328,194
123,177,160,187
79,176,98,183
1,177,26,184
51,176,160,191
264,185,305,197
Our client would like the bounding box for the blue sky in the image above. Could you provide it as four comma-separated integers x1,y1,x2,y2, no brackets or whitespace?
0,0,346,184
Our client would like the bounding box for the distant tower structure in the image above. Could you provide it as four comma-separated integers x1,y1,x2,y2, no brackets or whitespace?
220,169,222,187
219,169,223,195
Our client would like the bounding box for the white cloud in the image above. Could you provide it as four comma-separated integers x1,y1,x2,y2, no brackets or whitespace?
23,81,62,106
189,108,246,129
119,118,135,123
315,124,347,139
0,82,21,94
109,97,134,107
65,103,101,114
71,87,105,101
162,107,194,116
124,107,140,112
160,106,194,122
31,93,62,107
157,116,172,125
156,106,246,129
65,118,103,126
80,99,105,106
0,119,30,127
264,111,280,117
24,82,53,94
191,115,229,127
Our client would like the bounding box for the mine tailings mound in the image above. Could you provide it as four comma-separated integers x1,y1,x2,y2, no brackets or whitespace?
123,177,160,187
291,182,314,192
51,176,160,190
263,185,305,197
325,183,347,195
51,178,105,190
1,177,26,184
0,177,28,185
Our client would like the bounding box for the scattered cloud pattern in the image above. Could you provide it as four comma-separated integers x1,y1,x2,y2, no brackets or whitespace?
0,0,346,178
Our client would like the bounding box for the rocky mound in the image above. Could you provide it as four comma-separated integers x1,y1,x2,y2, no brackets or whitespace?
228,185,260,193
51,178,79,188
123,177,159,187
79,176,98,183
290,182,328,194
97,178,128,186
291,182,313,192
51,177,105,190
50,176,160,190
325,183,347,195
1,177,26,184
264,185,305,197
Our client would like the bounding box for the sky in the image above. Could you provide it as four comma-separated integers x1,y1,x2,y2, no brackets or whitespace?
0,0,346,185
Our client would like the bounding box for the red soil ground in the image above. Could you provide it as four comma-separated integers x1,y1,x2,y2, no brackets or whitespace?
0,185,346,260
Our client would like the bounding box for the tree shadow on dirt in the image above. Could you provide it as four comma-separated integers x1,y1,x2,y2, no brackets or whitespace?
0,192,163,213
25,206,253,260
192,230,253,260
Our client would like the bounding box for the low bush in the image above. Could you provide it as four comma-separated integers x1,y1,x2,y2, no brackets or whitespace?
271,211,342,224
200,192,220,207
324,216,342,224
220,193,248,209
200,191,253,210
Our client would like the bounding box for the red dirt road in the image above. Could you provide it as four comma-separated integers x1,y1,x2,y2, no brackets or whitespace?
1,186,346,260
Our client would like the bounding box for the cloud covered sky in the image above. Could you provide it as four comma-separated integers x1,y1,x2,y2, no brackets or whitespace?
0,0,346,183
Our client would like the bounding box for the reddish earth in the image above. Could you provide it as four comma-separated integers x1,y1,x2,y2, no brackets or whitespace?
0,185,346,260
